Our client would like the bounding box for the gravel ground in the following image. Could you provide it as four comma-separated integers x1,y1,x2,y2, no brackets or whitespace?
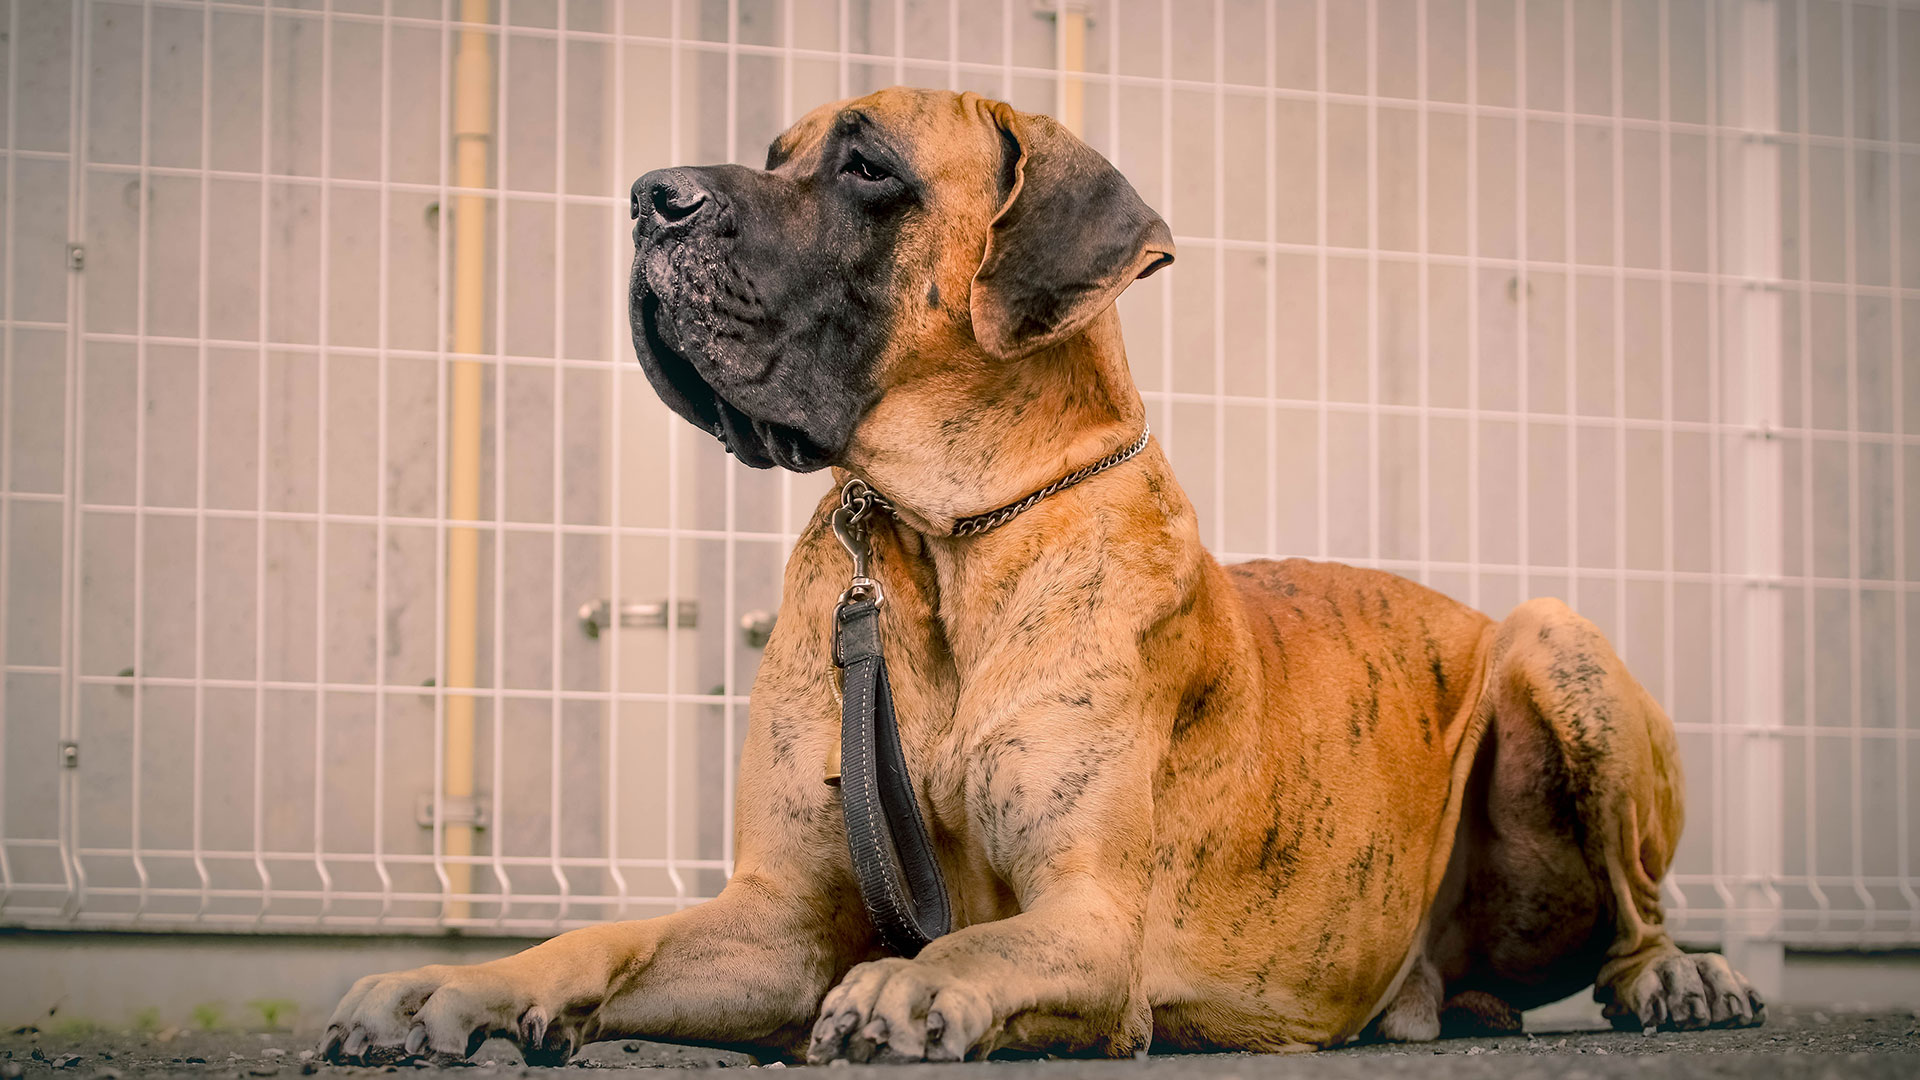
3,1007,1914,1080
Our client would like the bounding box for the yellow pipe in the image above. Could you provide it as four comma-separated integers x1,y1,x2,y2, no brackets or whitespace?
444,0,493,923
1056,4,1087,137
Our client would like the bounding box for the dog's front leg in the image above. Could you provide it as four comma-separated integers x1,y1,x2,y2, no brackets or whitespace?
809,663,1159,1064
322,868,862,1063
324,507,878,1064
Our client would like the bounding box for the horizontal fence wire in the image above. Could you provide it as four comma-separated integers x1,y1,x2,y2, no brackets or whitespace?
0,0,1915,948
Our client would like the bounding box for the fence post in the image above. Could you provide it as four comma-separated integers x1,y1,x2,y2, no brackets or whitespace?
1718,0,1786,1000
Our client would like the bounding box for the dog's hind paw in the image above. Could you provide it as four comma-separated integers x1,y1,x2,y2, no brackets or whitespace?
1601,951,1766,1033
806,958,996,1064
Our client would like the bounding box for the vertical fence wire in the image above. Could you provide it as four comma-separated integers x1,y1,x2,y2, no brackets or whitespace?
0,0,22,912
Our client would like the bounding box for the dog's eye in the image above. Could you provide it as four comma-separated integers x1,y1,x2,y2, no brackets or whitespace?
842,152,891,183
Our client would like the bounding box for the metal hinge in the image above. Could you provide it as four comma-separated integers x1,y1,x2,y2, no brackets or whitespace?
60,741,79,768
577,598,698,639
66,244,85,272
415,794,489,831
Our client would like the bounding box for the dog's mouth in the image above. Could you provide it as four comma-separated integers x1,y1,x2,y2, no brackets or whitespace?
637,289,832,472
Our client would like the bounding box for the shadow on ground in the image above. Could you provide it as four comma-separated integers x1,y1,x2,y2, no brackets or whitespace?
3,1006,1914,1080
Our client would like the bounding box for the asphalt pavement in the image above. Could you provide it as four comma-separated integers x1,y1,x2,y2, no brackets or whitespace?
3,1006,1913,1080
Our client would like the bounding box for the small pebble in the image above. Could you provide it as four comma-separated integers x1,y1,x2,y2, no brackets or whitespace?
764,1063,786,1070
187,1057,209,1064
299,1064,319,1076
53,1054,84,1070
263,1049,286,1058
297,1051,314,1062
621,1043,639,1054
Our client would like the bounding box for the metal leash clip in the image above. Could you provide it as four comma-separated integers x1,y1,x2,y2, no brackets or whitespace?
831,478,886,606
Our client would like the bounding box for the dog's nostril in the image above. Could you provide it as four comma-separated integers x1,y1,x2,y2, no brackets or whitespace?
651,184,708,224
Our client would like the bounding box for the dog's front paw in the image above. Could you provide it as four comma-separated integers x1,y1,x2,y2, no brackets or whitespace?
320,965,580,1066
806,958,997,1063
1602,952,1766,1033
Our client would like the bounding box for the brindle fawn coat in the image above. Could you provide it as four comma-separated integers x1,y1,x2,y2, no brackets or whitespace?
321,88,1761,1065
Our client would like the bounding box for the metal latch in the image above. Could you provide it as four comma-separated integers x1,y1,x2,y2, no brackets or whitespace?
415,795,489,831
60,741,79,768
740,609,777,649
67,244,85,272
577,598,698,638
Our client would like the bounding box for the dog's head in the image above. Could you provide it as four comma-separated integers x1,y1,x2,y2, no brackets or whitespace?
628,87,1173,472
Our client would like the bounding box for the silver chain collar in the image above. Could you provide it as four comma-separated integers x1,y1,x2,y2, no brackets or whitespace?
840,424,1151,541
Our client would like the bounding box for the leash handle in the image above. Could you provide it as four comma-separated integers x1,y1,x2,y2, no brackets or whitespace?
834,598,953,956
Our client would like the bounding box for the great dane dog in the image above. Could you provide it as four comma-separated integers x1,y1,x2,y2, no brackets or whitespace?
321,88,1764,1064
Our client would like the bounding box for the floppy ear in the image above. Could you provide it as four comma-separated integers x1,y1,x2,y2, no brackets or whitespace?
969,101,1175,360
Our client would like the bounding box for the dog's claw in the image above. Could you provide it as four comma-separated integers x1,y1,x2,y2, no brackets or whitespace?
806,1009,862,1063
521,1037,575,1068
342,1026,370,1062
849,1018,889,1063
320,1026,345,1063
519,1006,550,1049
403,1024,428,1057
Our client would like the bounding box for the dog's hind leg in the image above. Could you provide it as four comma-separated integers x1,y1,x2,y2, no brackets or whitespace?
1438,598,1765,1034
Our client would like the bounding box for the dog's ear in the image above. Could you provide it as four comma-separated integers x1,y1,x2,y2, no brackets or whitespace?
969,102,1175,360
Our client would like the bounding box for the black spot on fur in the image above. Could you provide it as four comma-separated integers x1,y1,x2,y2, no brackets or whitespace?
1346,840,1378,893
1258,812,1305,885
1173,674,1223,742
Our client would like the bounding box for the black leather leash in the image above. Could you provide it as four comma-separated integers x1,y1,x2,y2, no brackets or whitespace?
823,426,1151,957
829,481,952,956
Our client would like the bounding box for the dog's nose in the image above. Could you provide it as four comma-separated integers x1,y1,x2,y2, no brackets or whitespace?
633,169,713,229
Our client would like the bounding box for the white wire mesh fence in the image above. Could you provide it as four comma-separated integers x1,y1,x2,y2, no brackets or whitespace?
0,0,1914,949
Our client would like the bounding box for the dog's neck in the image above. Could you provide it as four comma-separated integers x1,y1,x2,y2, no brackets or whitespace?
840,307,1146,537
